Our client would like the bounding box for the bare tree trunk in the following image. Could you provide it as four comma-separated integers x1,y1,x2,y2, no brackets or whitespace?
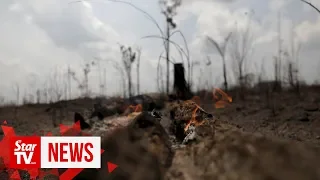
136,48,141,95
43,86,48,103
157,52,163,93
274,57,278,85
166,22,170,94
64,81,67,101
238,61,245,100
119,45,136,98
137,59,140,95
159,0,180,94
222,60,228,91
161,68,165,93
277,12,282,90
127,69,133,98
36,89,40,104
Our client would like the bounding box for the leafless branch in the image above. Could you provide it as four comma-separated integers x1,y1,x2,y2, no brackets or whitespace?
206,32,232,91
300,0,320,14
141,35,188,63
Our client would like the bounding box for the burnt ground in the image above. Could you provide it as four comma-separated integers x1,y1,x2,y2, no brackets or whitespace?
0,86,320,179
204,89,320,147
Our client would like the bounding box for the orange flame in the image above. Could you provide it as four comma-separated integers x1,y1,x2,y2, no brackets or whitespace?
213,88,232,108
183,88,232,132
126,104,143,117
128,104,143,112
184,103,205,132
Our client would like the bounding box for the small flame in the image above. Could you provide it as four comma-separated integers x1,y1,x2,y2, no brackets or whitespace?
183,88,232,132
213,88,232,108
128,104,143,112
127,104,143,117
184,103,205,132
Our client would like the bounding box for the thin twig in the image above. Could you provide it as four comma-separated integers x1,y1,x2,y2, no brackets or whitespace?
141,35,188,63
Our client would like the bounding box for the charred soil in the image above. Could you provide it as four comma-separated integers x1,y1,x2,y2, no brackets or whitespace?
0,87,320,180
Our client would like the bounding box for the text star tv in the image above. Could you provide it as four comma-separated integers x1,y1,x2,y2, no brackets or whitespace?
9,136,101,169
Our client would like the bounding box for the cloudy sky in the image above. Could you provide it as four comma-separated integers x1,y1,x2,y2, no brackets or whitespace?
0,0,320,103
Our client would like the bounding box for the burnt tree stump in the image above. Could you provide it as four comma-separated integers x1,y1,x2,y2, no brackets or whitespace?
173,63,192,100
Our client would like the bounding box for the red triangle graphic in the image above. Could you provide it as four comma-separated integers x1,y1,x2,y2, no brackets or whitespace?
1,125,15,136
107,162,118,173
59,124,69,135
3,120,7,124
73,121,81,131
9,170,21,180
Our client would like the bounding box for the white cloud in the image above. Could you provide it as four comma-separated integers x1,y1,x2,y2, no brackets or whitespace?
177,0,320,85
1,0,320,103
8,3,23,12
0,0,122,100
269,0,290,11
295,18,320,43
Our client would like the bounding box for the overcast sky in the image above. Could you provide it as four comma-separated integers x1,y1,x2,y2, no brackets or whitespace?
1,0,320,103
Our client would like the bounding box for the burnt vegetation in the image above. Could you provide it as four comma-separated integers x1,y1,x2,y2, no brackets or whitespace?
1,0,320,180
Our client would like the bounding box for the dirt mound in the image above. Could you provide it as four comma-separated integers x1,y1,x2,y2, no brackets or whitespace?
73,112,173,180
